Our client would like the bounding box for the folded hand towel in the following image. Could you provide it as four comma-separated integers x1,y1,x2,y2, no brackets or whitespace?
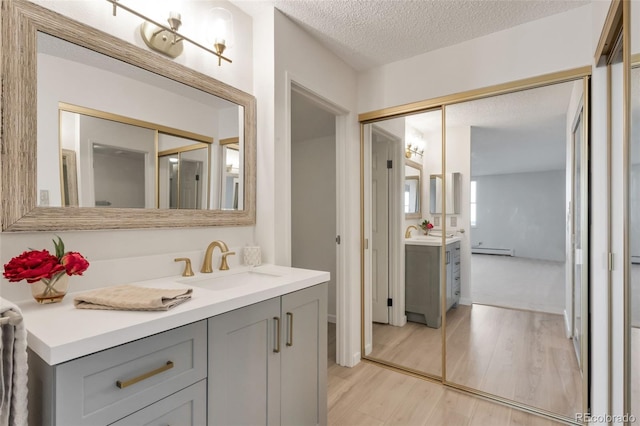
74,285,192,311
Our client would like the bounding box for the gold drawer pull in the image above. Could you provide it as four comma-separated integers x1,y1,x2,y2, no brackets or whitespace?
116,361,174,389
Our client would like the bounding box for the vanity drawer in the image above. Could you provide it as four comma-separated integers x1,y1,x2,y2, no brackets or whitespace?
110,379,206,426
54,321,207,426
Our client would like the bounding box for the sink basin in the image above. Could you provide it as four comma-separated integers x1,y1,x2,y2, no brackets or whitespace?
179,269,282,291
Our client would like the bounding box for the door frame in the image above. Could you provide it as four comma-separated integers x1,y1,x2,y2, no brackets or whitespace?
285,76,350,366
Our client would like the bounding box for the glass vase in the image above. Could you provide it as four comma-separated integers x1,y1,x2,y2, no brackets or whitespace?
31,273,69,304
422,228,430,235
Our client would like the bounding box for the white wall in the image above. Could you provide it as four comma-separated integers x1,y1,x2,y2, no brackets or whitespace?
1,0,255,303
270,10,361,366
358,5,593,113
471,170,566,262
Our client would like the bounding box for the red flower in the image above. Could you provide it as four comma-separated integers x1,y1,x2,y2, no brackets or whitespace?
427,223,434,229
3,250,66,283
3,237,90,284
61,252,90,276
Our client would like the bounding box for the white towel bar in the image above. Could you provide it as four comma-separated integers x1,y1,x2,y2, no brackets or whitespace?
0,310,23,326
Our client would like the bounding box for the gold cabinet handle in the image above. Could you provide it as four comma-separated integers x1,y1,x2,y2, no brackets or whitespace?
273,317,281,353
286,312,293,347
116,361,174,389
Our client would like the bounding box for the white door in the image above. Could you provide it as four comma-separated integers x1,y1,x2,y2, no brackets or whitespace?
372,132,391,323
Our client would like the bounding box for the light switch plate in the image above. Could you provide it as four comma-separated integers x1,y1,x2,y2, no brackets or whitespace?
39,190,49,206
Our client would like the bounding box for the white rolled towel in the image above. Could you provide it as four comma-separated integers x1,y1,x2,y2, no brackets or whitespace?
0,298,28,426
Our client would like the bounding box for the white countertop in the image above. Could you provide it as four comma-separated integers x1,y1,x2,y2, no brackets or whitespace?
404,235,462,246
16,264,329,366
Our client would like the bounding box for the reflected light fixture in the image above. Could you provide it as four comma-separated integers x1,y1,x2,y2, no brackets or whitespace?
405,143,424,159
107,0,232,65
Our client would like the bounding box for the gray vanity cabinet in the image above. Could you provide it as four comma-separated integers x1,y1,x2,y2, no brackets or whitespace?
405,241,461,328
28,321,207,426
208,283,328,426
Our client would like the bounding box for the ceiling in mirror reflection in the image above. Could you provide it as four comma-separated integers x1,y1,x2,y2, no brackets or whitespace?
406,82,574,176
38,33,237,110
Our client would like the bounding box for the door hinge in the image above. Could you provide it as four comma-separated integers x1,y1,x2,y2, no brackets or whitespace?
387,160,392,169
336,235,341,244
364,238,369,249
387,298,393,307
608,252,614,271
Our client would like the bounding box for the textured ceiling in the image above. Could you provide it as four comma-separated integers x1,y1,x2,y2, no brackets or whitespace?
235,0,589,71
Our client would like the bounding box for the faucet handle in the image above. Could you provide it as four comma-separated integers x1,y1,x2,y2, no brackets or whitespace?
174,257,194,277
220,251,236,271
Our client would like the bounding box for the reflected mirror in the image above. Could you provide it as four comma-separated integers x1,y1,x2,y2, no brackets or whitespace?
0,0,255,231
429,172,461,214
404,160,421,218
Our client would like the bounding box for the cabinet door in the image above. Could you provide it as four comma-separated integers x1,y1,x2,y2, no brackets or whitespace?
208,298,281,426
281,283,328,426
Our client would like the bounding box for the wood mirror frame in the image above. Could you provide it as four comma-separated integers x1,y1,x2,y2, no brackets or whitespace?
0,0,256,231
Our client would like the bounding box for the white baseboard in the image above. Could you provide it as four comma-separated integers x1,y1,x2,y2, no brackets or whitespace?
564,309,572,338
328,314,336,323
353,351,362,366
459,297,473,306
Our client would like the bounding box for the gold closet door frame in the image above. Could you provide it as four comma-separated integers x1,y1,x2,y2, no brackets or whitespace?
359,66,592,425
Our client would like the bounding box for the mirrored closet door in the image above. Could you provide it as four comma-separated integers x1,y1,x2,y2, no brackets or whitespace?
443,79,588,420
361,70,590,423
362,109,444,379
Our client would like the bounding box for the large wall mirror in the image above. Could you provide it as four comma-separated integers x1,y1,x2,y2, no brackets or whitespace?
360,69,590,423
1,0,255,231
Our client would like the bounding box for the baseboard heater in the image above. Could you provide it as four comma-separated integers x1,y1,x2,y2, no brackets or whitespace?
471,247,514,256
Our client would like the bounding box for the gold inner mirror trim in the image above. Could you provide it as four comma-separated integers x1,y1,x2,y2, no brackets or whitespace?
158,143,210,157
1,0,256,231
59,103,214,144
220,137,240,145
359,66,592,425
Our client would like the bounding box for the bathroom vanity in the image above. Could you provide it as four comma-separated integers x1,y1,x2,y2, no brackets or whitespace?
20,265,328,426
405,236,461,328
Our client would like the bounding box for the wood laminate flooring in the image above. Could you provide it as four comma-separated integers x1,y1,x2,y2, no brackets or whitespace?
328,304,581,425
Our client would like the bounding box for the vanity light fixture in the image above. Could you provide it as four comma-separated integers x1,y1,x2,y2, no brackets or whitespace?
107,0,232,65
405,143,424,159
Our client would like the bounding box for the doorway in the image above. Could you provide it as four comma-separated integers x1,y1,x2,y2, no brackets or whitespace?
290,87,338,361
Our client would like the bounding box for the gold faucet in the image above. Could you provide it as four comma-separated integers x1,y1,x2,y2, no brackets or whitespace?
405,225,418,238
201,240,236,272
